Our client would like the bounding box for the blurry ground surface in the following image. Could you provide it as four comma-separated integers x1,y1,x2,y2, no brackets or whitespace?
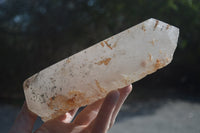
1,99,200,133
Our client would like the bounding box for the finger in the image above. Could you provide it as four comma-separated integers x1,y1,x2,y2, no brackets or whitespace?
73,98,104,125
9,102,37,133
35,120,70,133
55,108,78,123
35,109,79,133
109,85,132,129
91,90,119,133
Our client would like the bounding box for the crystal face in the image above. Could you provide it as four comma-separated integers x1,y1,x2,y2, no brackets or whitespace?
23,18,179,121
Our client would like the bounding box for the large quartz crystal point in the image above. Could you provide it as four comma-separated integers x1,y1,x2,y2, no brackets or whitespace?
23,18,179,121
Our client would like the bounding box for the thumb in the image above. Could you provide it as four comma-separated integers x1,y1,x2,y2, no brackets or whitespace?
9,102,37,133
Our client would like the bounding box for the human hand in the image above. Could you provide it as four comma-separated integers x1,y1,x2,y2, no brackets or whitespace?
9,85,132,133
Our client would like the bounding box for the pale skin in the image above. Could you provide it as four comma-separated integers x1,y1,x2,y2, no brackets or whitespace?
9,85,132,133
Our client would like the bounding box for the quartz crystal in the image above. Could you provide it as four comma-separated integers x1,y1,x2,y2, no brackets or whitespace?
23,18,179,121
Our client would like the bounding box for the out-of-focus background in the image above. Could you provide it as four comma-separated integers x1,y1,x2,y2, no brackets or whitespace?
0,0,200,133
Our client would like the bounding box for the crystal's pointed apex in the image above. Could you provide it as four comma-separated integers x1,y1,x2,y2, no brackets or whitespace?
147,18,157,21
143,18,159,24
143,18,180,46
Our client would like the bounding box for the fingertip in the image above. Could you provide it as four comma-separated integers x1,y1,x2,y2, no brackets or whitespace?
118,84,132,94
125,84,132,92
129,84,133,89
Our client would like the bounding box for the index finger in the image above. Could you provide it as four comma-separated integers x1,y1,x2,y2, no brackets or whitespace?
91,90,119,133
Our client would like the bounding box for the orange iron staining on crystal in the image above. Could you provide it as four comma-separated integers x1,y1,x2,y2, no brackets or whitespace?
95,58,111,65
104,40,112,50
154,20,159,30
100,42,104,47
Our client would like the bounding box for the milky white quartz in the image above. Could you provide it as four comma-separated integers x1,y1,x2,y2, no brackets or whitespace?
23,18,179,121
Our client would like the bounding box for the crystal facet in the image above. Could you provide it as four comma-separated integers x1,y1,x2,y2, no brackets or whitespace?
23,18,179,121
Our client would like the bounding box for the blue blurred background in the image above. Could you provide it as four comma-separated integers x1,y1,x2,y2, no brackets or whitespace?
0,0,200,132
